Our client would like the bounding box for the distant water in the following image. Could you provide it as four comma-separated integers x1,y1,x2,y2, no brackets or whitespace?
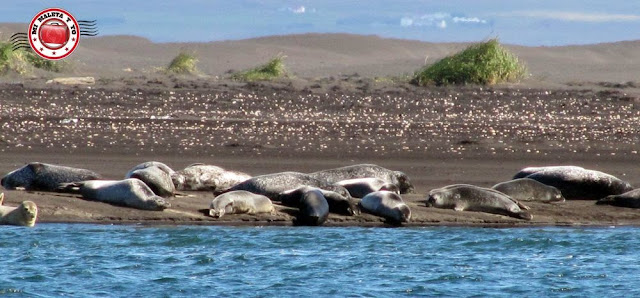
1,225,639,297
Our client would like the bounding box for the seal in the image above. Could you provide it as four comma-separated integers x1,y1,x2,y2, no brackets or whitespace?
279,186,359,216
492,178,565,203
360,191,411,223
209,190,273,218
596,189,640,208
336,178,399,198
287,188,329,226
218,171,350,200
308,164,414,194
172,163,251,191
427,184,532,220
125,162,175,197
1,162,103,191
513,166,585,179
0,193,38,227
515,166,633,200
58,179,171,211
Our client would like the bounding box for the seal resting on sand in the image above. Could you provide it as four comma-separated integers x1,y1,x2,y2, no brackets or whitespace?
1,162,102,191
596,189,640,208
514,166,633,200
209,190,273,218
360,191,411,223
336,178,399,198
308,164,414,194
218,172,350,200
172,163,251,191
281,187,329,226
279,186,359,216
492,178,565,203
0,193,38,227
125,162,175,197
58,179,171,211
427,184,532,220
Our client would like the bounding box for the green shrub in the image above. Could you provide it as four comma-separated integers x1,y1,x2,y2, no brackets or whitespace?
0,42,65,74
231,55,287,81
166,52,198,74
412,39,527,86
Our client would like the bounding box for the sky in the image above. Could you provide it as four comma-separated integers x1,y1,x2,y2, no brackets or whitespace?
4,0,640,46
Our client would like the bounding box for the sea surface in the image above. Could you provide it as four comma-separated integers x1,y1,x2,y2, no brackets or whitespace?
1,225,638,297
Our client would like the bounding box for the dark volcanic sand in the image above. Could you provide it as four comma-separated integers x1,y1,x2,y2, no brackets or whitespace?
2,77,640,227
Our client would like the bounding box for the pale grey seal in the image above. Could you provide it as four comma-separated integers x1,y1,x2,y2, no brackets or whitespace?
515,166,633,200
58,179,171,211
0,193,38,227
360,191,411,223
596,189,640,208
308,164,414,194
427,184,532,220
336,178,399,198
492,178,565,203
1,162,102,191
172,163,251,191
125,162,175,197
279,186,359,216
218,171,350,200
209,190,273,218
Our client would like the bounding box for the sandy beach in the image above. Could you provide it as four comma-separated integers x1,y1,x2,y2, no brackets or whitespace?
2,26,640,227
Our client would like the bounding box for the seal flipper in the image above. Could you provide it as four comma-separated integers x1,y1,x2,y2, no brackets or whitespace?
0,193,4,205
55,182,83,194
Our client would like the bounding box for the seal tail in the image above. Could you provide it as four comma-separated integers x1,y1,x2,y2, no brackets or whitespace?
516,211,533,221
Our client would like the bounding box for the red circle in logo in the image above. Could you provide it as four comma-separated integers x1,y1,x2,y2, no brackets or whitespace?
28,8,80,60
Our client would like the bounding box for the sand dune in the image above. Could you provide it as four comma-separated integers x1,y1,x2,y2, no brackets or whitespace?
2,22,640,83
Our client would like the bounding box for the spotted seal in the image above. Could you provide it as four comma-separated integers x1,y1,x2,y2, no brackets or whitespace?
125,162,175,197
360,191,411,223
492,178,565,203
308,164,414,194
58,179,171,211
0,193,38,227
279,186,359,216
515,166,633,200
1,162,102,191
427,184,532,220
209,190,273,218
336,178,399,198
172,163,251,191
218,171,350,200
596,189,640,208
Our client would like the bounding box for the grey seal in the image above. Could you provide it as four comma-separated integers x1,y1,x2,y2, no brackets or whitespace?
218,171,350,200
596,189,640,208
515,166,633,200
360,191,411,223
285,188,329,226
209,190,273,218
336,178,399,198
492,178,565,203
1,162,103,191
427,184,532,220
279,186,359,216
172,163,251,191
513,166,585,179
0,193,38,227
125,162,175,197
58,179,171,211
308,164,414,194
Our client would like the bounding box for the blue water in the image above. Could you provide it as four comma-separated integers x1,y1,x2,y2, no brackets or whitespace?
1,225,638,297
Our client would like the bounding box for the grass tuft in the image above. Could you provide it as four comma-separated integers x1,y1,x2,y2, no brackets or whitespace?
230,55,287,81
412,39,527,86
0,42,65,74
166,52,198,74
